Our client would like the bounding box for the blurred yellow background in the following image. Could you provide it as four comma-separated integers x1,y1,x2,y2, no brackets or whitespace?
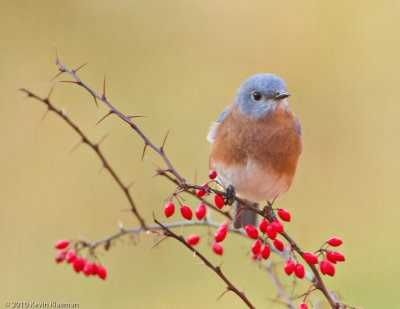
1,1,399,308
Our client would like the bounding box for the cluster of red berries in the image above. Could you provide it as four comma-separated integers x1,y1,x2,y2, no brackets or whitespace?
246,212,288,264
164,170,347,286
164,170,227,255
54,239,107,280
164,170,225,221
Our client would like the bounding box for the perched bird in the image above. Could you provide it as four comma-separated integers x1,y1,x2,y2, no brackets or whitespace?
208,74,302,229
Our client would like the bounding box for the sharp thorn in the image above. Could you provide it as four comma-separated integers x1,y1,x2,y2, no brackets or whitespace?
216,289,230,301
46,84,56,101
96,133,108,146
99,164,105,173
54,45,59,64
50,70,65,82
92,95,98,108
141,143,148,161
102,75,106,98
161,130,170,150
128,115,147,119
41,108,51,122
152,169,169,179
95,111,114,126
150,236,169,250
73,62,88,73
126,181,134,190
70,140,84,154
58,80,78,84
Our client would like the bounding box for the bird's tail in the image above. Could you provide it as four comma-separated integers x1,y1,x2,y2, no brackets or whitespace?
232,200,259,229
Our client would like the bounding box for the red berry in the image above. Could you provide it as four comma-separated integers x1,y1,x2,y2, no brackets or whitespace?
209,170,217,179
187,234,200,246
97,265,107,280
251,240,262,255
327,262,335,276
260,245,271,259
66,250,77,263
196,189,207,198
333,251,345,262
272,219,284,233
298,302,308,309
219,221,230,230
266,224,277,240
91,263,98,275
195,204,206,220
245,225,259,239
164,202,175,218
320,260,329,274
83,262,94,276
326,252,337,264
73,257,86,273
284,260,295,275
212,242,223,255
214,228,227,242
259,219,269,233
278,208,291,222
273,238,285,251
180,206,192,220
303,252,318,264
214,194,225,209
252,254,260,260
328,237,343,247
294,263,305,279
202,183,209,188
55,250,67,263
55,239,70,249
320,260,335,276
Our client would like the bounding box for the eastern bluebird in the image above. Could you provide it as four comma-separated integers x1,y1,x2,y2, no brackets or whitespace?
208,73,302,229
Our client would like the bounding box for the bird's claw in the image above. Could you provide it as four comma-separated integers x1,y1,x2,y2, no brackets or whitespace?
224,185,235,206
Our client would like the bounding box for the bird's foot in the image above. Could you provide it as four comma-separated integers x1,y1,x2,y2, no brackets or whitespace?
262,201,277,221
224,185,235,206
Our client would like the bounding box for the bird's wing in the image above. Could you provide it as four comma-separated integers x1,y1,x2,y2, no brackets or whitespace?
207,106,230,143
294,115,301,135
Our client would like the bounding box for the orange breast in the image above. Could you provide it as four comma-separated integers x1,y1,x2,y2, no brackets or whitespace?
209,104,302,179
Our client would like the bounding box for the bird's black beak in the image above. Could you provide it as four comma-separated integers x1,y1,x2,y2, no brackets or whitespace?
274,91,290,100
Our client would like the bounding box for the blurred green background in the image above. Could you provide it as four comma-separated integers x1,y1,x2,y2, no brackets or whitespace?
1,1,399,308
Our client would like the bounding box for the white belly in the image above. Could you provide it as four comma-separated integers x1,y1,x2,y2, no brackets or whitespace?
213,160,290,202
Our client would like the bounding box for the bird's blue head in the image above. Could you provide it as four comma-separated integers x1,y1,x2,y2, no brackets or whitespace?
234,73,290,118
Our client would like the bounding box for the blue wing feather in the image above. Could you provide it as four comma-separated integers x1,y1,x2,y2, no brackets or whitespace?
217,106,230,123
295,115,301,135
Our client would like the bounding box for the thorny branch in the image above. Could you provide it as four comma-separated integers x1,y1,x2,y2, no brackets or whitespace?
20,88,257,308
154,218,255,309
20,55,346,308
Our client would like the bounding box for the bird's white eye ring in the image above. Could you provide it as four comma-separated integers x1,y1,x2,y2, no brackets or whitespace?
252,92,262,101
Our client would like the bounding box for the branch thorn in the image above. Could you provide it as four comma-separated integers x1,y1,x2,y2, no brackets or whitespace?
102,75,106,99
95,111,114,126
46,84,56,101
70,139,84,154
160,130,170,151
92,95,98,108
72,62,88,73
41,108,51,122
216,289,230,301
50,70,65,82
141,143,148,161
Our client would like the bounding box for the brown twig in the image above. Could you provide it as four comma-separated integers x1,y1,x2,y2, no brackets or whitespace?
265,260,295,309
23,55,345,308
19,88,146,229
154,218,256,309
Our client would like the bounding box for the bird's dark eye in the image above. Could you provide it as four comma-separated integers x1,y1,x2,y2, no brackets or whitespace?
252,92,262,101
